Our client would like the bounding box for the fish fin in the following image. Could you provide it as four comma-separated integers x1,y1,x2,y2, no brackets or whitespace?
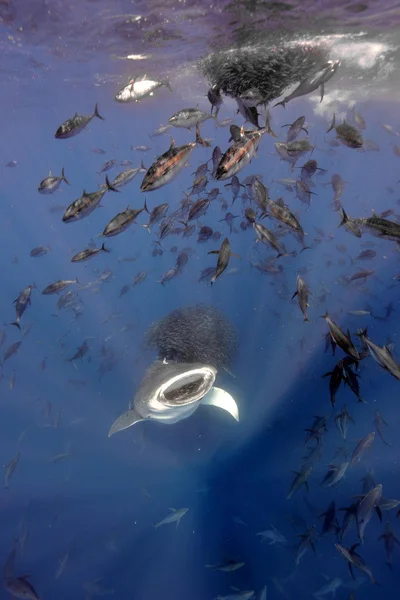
376,506,382,522
322,371,332,378
383,345,394,358
208,250,220,255
101,243,110,253
320,83,325,103
163,79,173,93
140,160,147,171
264,110,277,137
338,207,349,227
105,175,119,192
327,113,336,134
274,100,286,108
10,321,21,330
200,387,239,422
348,563,355,580
229,252,241,259
108,409,144,437
94,103,105,120
291,291,298,299
61,168,70,185
350,543,360,552
195,124,210,147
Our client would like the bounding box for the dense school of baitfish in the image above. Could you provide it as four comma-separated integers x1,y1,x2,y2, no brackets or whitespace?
2,57,400,600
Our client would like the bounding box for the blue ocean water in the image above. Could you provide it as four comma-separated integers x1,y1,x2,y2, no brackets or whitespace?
1,1,400,599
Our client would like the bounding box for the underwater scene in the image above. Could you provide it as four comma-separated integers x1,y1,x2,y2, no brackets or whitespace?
1,0,400,599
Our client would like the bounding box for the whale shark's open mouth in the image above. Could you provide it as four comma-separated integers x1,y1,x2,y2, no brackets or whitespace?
161,367,216,406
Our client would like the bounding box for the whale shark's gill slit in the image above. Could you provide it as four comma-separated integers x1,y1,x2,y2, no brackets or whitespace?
164,377,205,404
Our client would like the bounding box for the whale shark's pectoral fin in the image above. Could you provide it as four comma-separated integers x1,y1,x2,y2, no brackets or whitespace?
108,409,144,437
200,387,239,422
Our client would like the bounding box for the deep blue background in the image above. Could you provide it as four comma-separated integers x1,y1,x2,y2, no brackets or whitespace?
1,8,400,599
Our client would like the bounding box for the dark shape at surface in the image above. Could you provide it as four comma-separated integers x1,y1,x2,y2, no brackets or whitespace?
144,304,238,372
200,41,330,106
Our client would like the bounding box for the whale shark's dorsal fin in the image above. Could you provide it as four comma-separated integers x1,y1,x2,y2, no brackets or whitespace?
200,387,239,422
108,409,144,437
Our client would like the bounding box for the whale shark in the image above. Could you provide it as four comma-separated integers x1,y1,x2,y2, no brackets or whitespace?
108,359,239,437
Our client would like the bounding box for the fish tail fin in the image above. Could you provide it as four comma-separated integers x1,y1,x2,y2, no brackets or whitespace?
61,168,70,185
10,321,20,330
355,327,368,338
326,113,336,134
304,316,311,323
213,114,223,127
105,175,119,193
164,80,173,93
274,100,286,108
195,125,210,147
101,243,110,253
141,224,151,234
140,160,147,172
265,110,277,138
94,103,105,120
338,207,349,228
319,82,325,103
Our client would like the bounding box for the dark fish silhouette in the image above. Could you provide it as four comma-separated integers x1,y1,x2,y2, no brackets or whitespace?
55,103,104,139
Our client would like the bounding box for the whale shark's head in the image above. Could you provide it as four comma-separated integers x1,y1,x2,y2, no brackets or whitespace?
135,360,217,422
108,360,238,437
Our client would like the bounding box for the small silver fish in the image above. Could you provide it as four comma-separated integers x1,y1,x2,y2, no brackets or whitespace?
4,452,20,488
115,75,171,102
38,168,69,194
